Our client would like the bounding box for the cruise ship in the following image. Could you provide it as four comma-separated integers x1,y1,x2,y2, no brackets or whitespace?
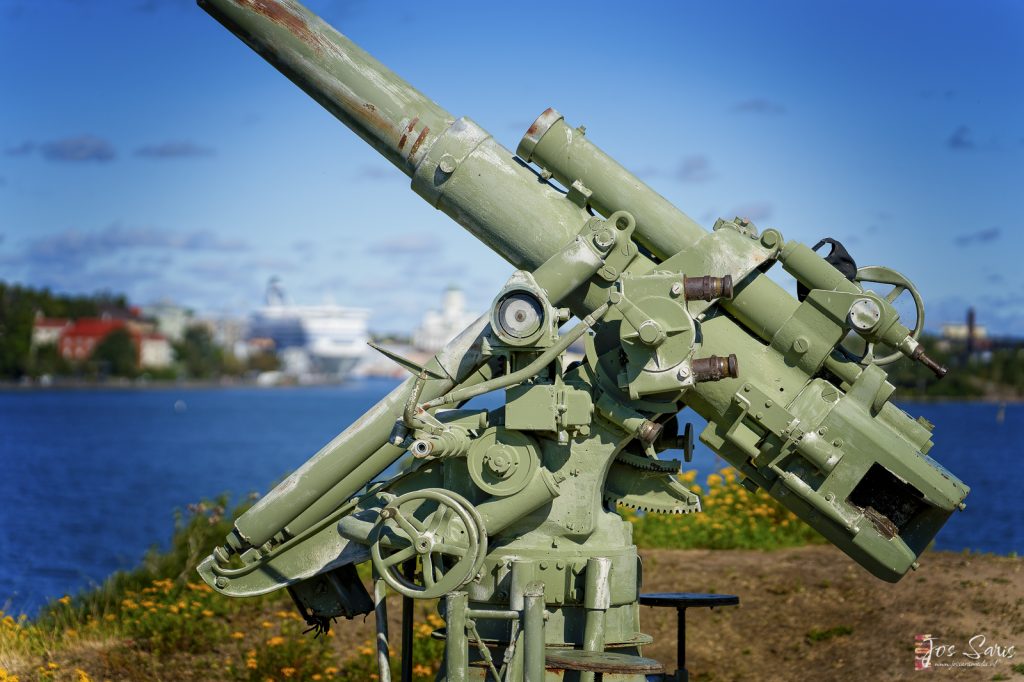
248,278,370,381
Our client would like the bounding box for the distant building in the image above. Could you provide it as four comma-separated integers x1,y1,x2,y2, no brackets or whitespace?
141,300,193,343
31,314,70,347
941,323,988,342
140,333,174,369
58,319,129,362
413,287,479,353
34,315,172,369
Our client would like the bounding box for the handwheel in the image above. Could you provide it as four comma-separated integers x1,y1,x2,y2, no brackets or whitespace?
369,489,486,599
840,265,925,366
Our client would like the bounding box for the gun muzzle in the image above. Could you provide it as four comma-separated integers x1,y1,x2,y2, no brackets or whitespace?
199,0,449,175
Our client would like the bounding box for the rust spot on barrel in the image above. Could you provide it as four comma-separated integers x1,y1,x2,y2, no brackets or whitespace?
237,0,325,52
408,126,430,161
398,117,419,150
526,107,557,137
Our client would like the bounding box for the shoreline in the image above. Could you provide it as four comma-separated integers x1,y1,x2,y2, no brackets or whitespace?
0,375,402,393
1,377,1020,403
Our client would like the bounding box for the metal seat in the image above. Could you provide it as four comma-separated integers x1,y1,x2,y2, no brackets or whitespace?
544,649,664,674
640,592,740,682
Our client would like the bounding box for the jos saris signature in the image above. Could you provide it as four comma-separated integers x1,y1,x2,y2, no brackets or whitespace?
915,633,1016,670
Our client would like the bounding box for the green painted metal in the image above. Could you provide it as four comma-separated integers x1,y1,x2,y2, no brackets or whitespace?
196,1,969,679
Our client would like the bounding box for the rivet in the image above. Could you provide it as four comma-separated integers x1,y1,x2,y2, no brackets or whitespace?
215,577,228,588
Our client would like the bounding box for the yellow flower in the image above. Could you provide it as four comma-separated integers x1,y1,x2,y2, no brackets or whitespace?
246,659,258,670
47,663,60,670
312,675,323,681
75,670,91,682
202,609,214,617
707,473,723,487
104,614,116,622
324,667,339,676
261,620,273,629
231,631,245,640
267,636,285,647
57,596,72,605
412,664,433,676
281,668,296,678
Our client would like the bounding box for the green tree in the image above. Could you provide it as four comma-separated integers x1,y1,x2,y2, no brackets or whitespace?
92,328,139,377
175,326,222,379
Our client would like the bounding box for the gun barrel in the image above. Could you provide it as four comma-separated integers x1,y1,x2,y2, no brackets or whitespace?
199,0,449,174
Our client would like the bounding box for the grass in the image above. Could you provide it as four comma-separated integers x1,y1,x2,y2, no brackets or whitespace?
805,625,854,643
1,470,821,680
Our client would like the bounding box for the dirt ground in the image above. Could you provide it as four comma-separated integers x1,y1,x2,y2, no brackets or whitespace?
21,547,1018,681
636,546,1022,681
337,546,1022,681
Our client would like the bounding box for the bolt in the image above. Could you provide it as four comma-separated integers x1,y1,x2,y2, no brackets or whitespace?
670,282,683,296
637,320,664,345
832,439,843,448
540,561,548,570
764,400,773,408
637,420,663,444
438,153,457,174
215,577,228,589
594,228,616,249
677,365,690,380
792,336,810,354
761,230,779,248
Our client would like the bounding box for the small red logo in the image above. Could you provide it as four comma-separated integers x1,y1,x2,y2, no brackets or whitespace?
915,634,934,670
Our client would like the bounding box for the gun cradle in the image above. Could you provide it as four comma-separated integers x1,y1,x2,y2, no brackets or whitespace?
196,0,968,678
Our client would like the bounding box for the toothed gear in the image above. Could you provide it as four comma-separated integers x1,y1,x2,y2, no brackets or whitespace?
603,491,702,514
614,451,682,474
603,460,702,515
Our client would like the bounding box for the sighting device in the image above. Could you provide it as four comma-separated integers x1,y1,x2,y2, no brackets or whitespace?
196,2,968,680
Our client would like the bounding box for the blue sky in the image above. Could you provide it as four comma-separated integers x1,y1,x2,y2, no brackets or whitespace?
1,1,1021,335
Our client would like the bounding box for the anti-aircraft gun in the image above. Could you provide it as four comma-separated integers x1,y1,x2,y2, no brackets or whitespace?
196,1,969,680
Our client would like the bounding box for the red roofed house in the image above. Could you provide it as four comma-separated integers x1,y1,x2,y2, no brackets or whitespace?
58,318,128,362
32,315,173,370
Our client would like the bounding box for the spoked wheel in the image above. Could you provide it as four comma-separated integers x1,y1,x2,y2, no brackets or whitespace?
840,265,925,366
369,489,486,599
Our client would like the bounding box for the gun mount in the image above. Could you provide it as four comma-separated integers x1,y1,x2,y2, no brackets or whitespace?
196,1,968,680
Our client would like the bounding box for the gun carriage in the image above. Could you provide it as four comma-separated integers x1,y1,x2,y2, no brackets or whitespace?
196,2,968,679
